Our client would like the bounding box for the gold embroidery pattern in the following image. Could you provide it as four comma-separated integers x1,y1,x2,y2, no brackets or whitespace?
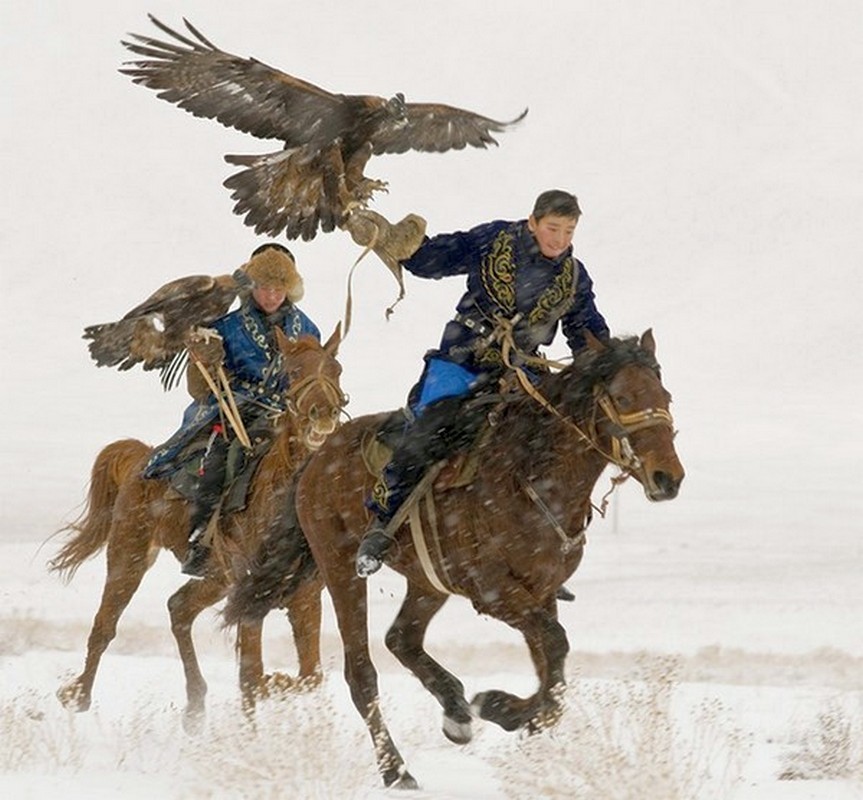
478,348,503,367
480,230,517,314
370,474,391,513
528,259,575,325
480,229,576,326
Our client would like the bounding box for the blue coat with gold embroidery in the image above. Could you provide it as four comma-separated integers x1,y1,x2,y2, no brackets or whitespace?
403,219,609,373
142,298,320,479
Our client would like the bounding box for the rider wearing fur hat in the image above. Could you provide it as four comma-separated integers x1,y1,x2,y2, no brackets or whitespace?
143,242,320,577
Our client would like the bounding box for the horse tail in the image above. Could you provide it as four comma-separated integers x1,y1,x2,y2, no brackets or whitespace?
49,439,150,581
223,468,317,626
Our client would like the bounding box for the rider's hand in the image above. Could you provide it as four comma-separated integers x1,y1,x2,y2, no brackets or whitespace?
343,209,389,248
343,210,427,261
186,328,225,370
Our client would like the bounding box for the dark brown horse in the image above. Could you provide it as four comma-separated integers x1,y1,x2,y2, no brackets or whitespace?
50,326,345,729
225,330,684,788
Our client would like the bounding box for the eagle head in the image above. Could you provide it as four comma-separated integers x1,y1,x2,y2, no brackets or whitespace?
386,92,408,125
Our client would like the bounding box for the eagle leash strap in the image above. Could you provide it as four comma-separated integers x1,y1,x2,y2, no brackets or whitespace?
193,361,252,450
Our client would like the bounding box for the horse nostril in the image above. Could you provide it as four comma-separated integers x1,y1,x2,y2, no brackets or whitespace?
653,471,680,498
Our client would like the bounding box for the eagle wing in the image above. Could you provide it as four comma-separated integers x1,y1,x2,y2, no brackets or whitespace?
120,17,527,241
120,15,364,146
83,273,240,389
370,104,528,155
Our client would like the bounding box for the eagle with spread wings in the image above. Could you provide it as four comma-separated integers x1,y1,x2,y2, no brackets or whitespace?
83,272,243,390
120,15,527,240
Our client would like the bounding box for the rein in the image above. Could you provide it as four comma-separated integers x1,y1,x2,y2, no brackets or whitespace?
520,478,587,554
496,320,674,484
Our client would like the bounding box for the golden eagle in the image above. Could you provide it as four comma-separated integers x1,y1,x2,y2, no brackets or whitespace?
84,244,305,389
83,273,243,389
120,15,527,240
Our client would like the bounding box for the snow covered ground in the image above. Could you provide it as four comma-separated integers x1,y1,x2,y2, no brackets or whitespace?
1,515,861,799
2,1,862,798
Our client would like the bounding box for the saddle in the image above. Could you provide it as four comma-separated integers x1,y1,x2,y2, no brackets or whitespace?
361,409,490,492
168,426,274,514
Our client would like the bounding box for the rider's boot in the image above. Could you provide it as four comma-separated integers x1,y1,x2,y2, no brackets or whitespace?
356,519,394,578
181,524,212,579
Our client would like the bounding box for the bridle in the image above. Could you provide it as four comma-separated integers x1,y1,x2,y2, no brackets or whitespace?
284,365,349,423
498,323,675,480
592,390,675,476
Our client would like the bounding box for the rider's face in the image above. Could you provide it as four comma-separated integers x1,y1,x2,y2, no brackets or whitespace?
527,213,578,259
252,285,287,314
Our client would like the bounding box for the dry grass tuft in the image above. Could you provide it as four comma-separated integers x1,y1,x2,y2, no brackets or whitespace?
0,691,87,772
0,688,375,798
177,693,376,799
779,697,863,782
494,656,749,800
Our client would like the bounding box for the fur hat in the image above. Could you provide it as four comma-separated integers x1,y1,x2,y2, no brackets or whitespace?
242,244,304,302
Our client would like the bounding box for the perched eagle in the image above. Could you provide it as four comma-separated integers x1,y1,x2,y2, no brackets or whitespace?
120,15,527,240
83,273,242,390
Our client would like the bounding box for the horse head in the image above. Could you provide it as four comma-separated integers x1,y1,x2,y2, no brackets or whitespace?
276,324,347,450
561,330,684,501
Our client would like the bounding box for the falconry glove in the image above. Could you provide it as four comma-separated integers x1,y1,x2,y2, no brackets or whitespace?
344,210,426,259
186,328,225,371
343,209,427,299
185,328,226,401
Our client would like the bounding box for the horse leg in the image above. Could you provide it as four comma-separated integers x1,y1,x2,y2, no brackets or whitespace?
240,579,324,712
286,577,324,688
167,576,227,733
57,531,155,711
237,619,265,714
471,602,569,732
522,600,569,731
385,581,473,744
321,559,417,789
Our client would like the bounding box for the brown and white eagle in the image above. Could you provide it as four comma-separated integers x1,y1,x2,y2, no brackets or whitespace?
83,273,242,389
83,245,305,389
120,15,527,240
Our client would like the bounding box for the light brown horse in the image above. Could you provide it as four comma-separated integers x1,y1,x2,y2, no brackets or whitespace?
50,326,345,729
226,331,684,788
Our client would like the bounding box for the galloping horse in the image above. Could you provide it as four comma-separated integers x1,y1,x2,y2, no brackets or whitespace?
225,330,684,788
50,326,345,728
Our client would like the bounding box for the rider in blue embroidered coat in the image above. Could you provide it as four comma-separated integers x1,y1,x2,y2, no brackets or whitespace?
142,296,319,480
142,243,320,578
348,190,610,578
402,216,608,414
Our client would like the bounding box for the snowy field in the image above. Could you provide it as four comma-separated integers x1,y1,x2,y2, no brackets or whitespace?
2,507,861,799
3,1,862,798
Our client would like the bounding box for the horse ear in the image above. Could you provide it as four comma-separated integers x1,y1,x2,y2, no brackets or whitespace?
323,322,342,357
640,328,656,356
274,326,296,355
584,330,606,353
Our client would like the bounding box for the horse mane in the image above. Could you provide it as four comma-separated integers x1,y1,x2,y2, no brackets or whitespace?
495,336,661,477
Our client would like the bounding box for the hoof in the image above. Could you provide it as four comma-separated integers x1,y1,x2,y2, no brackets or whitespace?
262,670,324,697
182,706,205,736
469,691,487,719
56,682,90,712
385,769,419,790
442,713,473,745
470,690,522,732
